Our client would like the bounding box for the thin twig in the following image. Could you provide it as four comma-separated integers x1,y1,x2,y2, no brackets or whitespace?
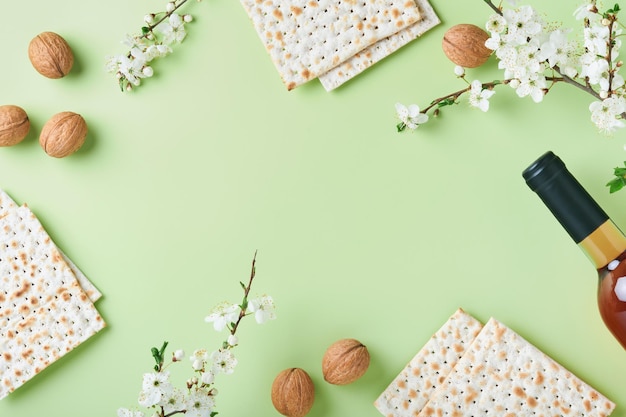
484,0,503,16
230,251,258,335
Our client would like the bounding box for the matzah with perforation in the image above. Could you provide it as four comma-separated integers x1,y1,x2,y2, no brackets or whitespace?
319,0,440,91
0,204,105,399
240,0,422,90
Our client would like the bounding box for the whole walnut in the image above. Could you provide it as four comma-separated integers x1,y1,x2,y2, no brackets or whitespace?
442,24,492,68
322,338,370,385
271,368,315,417
39,111,87,158
28,32,74,79
0,105,30,147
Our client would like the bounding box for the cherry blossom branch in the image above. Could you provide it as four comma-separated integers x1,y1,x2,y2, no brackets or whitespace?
484,0,502,15
141,0,190,41
229,251,257,336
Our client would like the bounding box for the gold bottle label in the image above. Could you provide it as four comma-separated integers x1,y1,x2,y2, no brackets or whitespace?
579,220,626,269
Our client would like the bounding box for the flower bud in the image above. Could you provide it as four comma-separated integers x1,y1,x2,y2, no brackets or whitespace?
166,1,176,12
192,359,204,371
454,65,465,77
183,14,193,23
201,371,215,385
142,66,154,77
173,349,185,361
144,14,155,24
227,335,239,346
602,18,611,26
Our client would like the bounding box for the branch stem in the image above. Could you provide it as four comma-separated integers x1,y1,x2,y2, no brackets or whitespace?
230,251,258,336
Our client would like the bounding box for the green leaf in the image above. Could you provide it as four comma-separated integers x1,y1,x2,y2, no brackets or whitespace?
396,122,406,132
606,162,626,193
240,281,246,290
159,341,169,358
607,178,625,193
437,98,457,108
141,26,150,35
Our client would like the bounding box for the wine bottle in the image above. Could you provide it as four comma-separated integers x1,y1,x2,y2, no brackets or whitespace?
523,151,626,350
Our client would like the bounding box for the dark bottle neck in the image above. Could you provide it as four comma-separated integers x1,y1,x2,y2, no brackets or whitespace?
523,151,626,268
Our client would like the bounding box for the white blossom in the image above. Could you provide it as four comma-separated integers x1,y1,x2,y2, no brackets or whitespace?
589,96,626,133
160,388,186,414
486,14,507,35
190,349,209,371
395,103,428,130
204,302,241,331
248,295,277,324
185,389,216,417
159,13,187,44
468,80,496,112
502,6,543,45
574,2,598,21
139,371,173,407
211,349,238,375
515,73,547,102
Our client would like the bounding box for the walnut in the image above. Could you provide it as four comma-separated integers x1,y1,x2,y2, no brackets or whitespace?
28,32,74,79
322,338,370,385
271,368,315,417
442,24,492,68
0,105,30,147
39,111,87,158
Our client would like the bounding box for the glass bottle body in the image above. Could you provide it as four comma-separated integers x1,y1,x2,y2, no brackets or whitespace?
580,219,626,349
597,255,626,349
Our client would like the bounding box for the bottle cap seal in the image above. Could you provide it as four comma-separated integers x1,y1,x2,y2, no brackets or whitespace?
523,151,609,243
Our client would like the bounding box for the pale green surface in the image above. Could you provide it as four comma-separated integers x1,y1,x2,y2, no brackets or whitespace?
1,0,625,416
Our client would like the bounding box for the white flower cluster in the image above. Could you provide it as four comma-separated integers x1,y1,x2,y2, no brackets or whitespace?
118,277,276,417
396,0,626,134
106,1,193,91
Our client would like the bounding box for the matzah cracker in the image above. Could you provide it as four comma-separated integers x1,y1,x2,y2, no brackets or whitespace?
0,205,106,399
319,0,439,91
0,289,104,398
239,0,422,90
0,189,101,302
418,318,615,417
374,308,483,417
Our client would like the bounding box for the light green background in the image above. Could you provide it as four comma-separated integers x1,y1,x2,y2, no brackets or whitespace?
1,0,625,416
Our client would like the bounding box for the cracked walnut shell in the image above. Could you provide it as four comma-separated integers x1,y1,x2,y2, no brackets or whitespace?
28,32,74,79
39,111,87,158
322,338,370,385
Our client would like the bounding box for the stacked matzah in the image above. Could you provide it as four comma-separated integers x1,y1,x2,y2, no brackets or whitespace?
375,308,615,417
0,189,106,399
239,0,440,91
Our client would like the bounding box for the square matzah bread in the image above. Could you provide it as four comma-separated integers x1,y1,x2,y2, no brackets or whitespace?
240,0,423,90
0,205,105,399
418,318,615,417
374,308,483,417
0,189,101,302
319,0,440,91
